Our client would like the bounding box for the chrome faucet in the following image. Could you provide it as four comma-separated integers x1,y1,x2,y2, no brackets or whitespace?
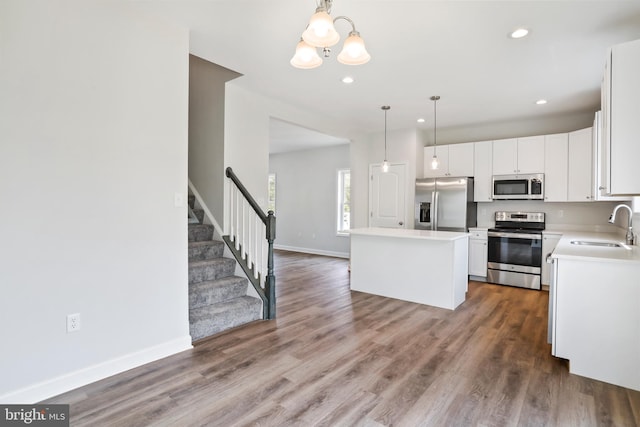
609,204,634,245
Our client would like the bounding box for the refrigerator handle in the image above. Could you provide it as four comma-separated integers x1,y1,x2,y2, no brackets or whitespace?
433,191,439,230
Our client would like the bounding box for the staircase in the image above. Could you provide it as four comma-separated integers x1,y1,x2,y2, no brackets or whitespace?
188,195,262,342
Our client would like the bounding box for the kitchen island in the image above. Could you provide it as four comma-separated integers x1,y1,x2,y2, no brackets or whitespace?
349,227,469,310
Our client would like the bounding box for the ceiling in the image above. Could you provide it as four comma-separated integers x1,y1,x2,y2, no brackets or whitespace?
133,1,640,150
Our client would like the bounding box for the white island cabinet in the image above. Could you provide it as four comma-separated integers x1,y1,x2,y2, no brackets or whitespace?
350,227,469,310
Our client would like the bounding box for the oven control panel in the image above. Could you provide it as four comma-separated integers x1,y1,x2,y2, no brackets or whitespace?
495,211,545,223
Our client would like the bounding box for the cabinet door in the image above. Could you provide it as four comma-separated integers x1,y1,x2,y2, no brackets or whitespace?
468,238,487,277
423,146,449,178
492,138,518,175
474,140,493,202
517,135,545,173
541,234,562,285
592,111,629,201
608,39,640,195
568,127,593,201
544,133,568,202
448,142,474,177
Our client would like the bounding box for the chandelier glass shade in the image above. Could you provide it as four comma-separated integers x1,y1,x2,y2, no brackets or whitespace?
291,0,370,69
302,8,340,47
290,39,323,69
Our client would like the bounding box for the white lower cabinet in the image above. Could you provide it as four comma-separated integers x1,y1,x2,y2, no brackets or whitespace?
541,232,562,286
552,257,640,391
468,229,487,279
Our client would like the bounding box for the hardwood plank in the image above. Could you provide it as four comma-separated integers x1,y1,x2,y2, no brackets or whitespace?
43,250,640,426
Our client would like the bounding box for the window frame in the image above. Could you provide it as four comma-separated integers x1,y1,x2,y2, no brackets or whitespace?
267,173,276,213
337,168,351,236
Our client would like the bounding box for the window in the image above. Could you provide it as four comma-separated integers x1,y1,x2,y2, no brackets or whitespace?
337,169,350,234
267,173,276,213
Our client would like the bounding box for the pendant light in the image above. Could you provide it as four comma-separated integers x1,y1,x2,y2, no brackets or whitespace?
381,105,390,173
430,96,440,170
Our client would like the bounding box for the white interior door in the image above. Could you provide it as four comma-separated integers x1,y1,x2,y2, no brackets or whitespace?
369,163,406,228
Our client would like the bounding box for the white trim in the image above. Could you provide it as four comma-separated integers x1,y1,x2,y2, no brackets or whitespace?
188,179,223,237
0,336,192,404
274,244,349,259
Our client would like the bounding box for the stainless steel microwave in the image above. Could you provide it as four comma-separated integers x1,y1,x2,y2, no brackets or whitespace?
492,173,544,200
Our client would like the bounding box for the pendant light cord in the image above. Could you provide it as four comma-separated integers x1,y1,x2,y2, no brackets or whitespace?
384,108,387,157
433,98,437,147
381,105,390,160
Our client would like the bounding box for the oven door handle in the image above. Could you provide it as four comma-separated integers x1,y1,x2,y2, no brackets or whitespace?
488,231,541,240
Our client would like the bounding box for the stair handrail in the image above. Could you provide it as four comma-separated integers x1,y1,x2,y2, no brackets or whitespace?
224,167,276,319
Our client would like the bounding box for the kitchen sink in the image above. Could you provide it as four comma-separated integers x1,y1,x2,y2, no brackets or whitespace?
570,240,625,248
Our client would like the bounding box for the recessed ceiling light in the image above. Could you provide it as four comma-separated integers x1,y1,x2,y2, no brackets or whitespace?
342,76,354,84
510,28,529,39
536,99,548,105
417,118,425,123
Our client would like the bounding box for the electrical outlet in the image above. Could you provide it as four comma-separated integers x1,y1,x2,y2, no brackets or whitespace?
67,313,81,333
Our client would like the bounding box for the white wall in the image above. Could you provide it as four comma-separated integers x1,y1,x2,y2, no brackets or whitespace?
476,200,622,230
422,110,596,146
269,145,350,257
0,1,191,402
189,55,241,228
351,128,422,230
223,82,357,234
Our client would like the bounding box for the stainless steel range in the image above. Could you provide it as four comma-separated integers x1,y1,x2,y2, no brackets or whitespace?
487,211,545,290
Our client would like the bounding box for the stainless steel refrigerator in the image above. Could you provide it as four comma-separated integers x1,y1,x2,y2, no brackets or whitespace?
414,177,477,231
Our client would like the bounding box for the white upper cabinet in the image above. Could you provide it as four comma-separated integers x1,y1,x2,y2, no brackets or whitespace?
592,111,629,201
492,136,544,175
491,138,518,175
567,127,594,201
602,38,640,195
473,140,493,202
423,142,474,178
544,133,568,202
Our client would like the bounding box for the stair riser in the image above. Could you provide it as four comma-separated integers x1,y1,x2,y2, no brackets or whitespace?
190,278,249,308
189,243,224,262
188,225,214,242
189,297,262,341
189,260,236,284
193,209,205,223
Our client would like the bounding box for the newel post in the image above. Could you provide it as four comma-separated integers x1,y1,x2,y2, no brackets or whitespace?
265,210,276,319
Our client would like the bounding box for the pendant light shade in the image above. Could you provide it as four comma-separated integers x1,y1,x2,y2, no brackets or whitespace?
430,95,440,170
337,31,371,65
381,105,390,173
290,39,323,69
302,7,340,48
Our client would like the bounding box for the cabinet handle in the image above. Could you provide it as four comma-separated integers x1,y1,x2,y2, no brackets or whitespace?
599,186,605,190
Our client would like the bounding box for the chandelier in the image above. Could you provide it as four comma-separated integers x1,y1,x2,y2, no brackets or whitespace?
290,0,371,69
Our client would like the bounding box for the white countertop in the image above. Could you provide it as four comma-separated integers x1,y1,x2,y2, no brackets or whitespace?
551,230,640,264
349,227,469,241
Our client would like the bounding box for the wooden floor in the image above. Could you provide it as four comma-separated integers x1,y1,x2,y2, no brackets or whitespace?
47,250,640,426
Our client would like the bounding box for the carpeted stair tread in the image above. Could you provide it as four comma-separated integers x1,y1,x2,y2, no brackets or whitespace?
189,275,249,308
188,223,214,242
189,240,224,261
189,257,236,285
189,296,262,341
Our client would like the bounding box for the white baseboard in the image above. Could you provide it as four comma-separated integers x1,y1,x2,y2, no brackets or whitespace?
274,244,349,259
0,336,193,404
